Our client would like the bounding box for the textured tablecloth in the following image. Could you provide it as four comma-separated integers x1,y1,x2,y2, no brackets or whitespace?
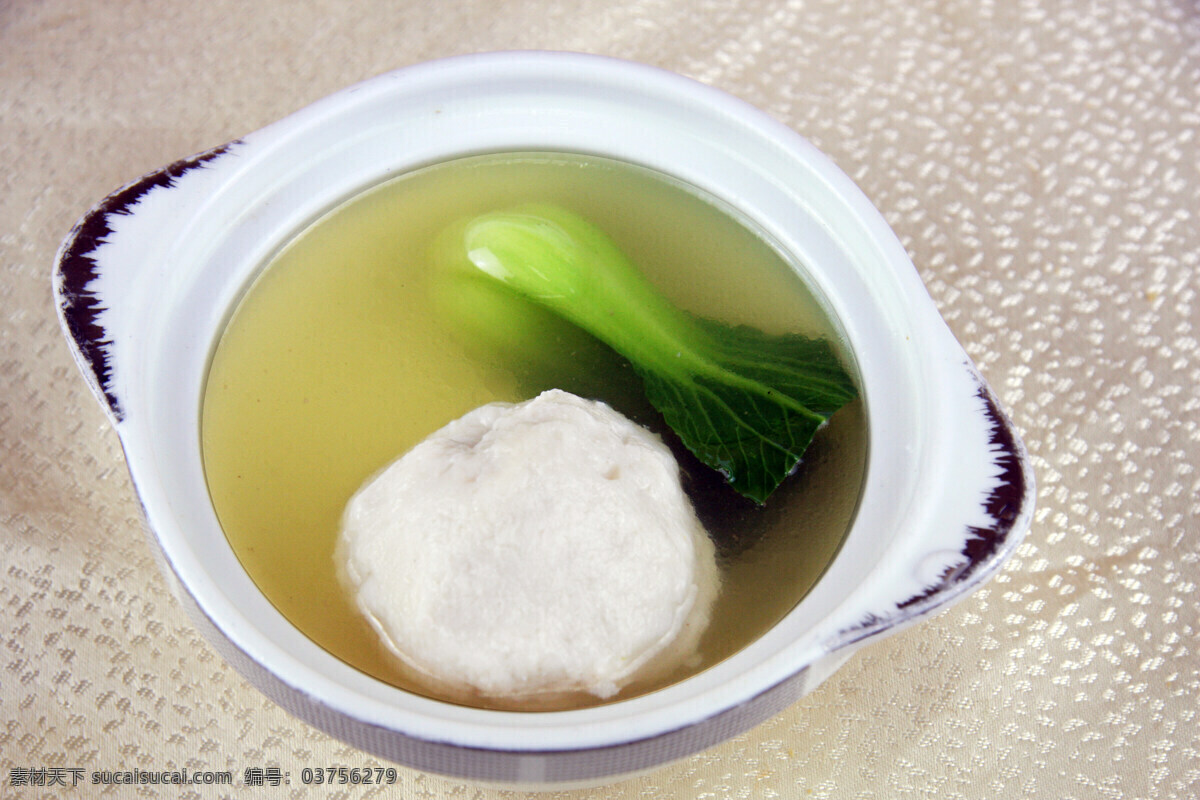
3,1,1198,797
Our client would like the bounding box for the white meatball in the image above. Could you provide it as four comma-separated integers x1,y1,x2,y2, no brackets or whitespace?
338,389,719,703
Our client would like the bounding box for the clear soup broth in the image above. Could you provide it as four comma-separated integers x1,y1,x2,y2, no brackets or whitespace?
202,152,867,710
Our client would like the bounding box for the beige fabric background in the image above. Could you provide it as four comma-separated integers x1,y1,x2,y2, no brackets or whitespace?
3,0,1198,797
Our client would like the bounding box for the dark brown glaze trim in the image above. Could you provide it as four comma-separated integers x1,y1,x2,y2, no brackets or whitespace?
56,142,240,421
837,373,1031,646
896,379,1029,607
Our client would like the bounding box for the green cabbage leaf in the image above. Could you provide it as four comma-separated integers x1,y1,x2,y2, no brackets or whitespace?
456,203,857,504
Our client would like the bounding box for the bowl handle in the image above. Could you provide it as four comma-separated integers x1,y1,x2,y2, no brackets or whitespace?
826,368,1035,654
52,143,240,423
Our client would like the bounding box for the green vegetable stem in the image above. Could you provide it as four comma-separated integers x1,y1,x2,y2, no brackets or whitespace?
458,203,857,504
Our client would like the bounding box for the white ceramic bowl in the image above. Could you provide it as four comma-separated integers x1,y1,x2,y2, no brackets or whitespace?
54,52,1034,788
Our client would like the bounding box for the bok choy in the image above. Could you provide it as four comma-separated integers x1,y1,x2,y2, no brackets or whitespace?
455,203,857,504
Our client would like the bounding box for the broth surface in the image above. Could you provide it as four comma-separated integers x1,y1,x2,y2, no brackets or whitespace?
201,152,867,709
